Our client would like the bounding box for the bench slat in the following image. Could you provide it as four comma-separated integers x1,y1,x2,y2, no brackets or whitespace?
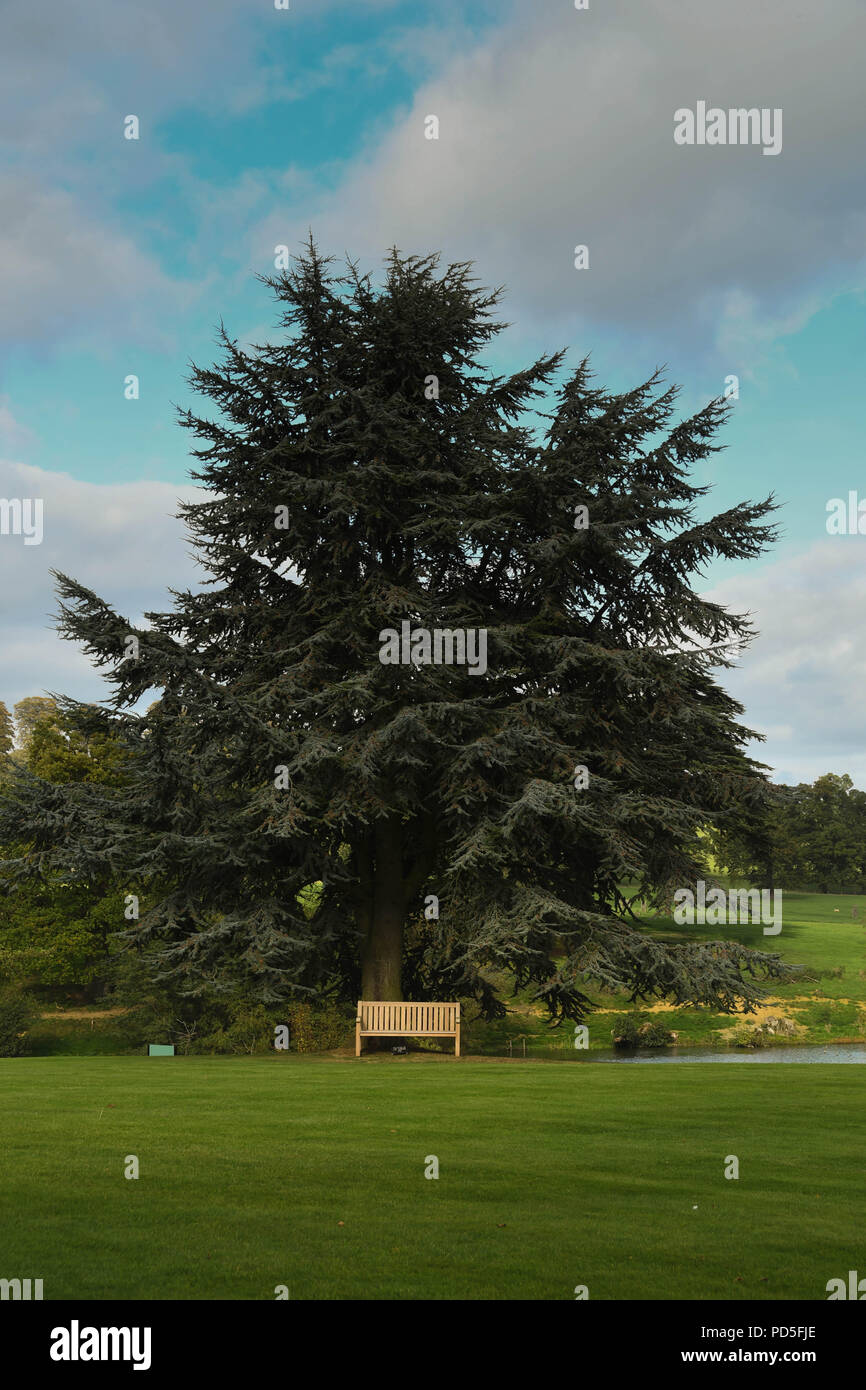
355,1001,460,1056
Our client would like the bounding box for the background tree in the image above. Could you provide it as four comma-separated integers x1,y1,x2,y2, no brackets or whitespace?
0,702,13,760
0,703,132,995
0,242,794,1020
13,697,59,752
711,773,866,894
802,774,866,892
25,702,128,787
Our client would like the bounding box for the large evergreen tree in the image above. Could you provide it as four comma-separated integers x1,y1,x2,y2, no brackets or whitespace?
0,242,793,1018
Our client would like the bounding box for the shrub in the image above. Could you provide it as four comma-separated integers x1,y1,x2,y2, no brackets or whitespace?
106,949,354,1054
195,1000,353,1055
638,1019,677,1048
286,1001,354,1053
0,987,36,1056
197,1003,274,1055
108,951,227,1053
611,1015,643,1047
611,1013,676,1048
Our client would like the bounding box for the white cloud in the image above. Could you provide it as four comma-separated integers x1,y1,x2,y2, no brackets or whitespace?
706,539,866,786
0,460,203,709
0,175,189,350
262,0,866,368
0,0,419,353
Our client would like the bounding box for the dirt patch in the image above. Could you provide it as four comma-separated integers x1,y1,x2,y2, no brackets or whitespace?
594,995,841,1017
39,1007,129,1021
714,1007,810,1043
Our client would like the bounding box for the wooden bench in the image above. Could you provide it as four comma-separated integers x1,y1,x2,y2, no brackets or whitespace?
355,1001,461,1057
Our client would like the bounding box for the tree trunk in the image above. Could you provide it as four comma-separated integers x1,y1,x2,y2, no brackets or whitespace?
361,818,405,1000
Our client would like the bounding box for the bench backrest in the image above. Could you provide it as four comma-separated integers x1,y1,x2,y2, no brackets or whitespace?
357,1001,459,1034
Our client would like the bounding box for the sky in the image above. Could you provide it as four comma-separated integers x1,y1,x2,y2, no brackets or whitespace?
2,0,866,784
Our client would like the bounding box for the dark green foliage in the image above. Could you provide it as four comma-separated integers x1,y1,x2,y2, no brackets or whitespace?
0,986,36,1056
0,704,134,992
195,1002,275,1055
0,883,127,989
0,241,794,1020
284,1000,354,1053
401,914,507,1020
109,951,351,1053
610,1013,676,1048
13,697,58,751
712,772,866,893
109,951,222,1052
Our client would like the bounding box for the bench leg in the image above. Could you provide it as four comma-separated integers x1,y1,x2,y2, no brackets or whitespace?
355,1019,361,1057
455,1021,461,1058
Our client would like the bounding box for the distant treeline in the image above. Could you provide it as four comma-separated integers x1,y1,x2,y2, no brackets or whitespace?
709,772,866,895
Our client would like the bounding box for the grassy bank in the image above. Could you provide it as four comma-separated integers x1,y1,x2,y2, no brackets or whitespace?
464,888,866,1056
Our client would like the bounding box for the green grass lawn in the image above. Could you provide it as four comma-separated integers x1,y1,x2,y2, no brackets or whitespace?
3,1055,864,1300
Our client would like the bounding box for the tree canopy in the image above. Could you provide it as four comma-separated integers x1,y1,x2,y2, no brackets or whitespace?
0,241,793,1019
